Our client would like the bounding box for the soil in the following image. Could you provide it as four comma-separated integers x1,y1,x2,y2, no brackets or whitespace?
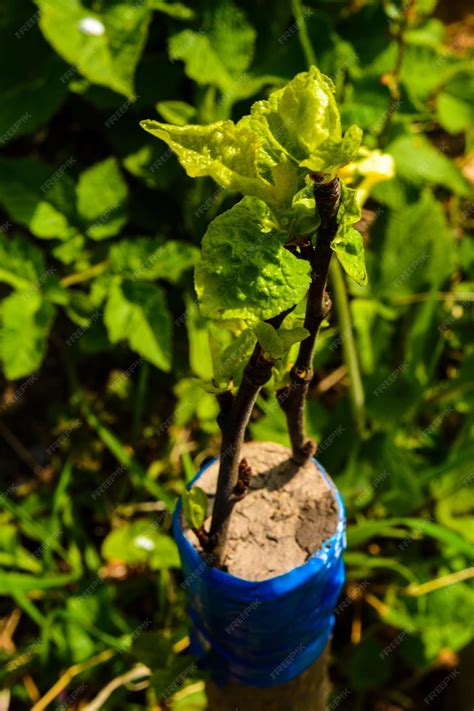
184,441,339,581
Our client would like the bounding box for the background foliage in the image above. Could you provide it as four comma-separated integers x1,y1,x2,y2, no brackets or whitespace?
0,0,473,709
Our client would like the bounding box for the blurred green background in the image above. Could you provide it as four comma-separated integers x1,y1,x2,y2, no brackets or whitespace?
0,0,473,709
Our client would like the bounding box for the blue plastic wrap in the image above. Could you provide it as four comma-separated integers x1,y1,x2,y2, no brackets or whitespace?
173,455,346,688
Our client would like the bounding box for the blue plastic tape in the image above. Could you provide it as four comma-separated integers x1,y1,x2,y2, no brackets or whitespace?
173,455,346,688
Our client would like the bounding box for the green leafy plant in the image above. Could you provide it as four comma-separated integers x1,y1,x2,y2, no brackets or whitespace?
1,0,473,707
142,66,368,557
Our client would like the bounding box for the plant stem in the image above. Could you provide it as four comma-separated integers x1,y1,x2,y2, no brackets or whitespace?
277,175,341,464
291,0,317,67
31,649,115,711
60,261,108,287
209,309,293,563
291,0,367,443
329,260,366,434
378,0,415,144
132,361,150,443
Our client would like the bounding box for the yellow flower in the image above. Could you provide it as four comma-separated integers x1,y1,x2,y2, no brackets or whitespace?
340,148,395,206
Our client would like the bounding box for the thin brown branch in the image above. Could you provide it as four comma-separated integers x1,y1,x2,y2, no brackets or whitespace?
277,174,341,465
209,307,295,564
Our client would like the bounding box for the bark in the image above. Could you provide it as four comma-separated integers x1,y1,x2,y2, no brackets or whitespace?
206,645,330,711
277,175,341,465
209,308,295,563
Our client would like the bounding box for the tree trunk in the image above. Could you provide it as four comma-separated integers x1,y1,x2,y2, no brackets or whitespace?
205,645,329,711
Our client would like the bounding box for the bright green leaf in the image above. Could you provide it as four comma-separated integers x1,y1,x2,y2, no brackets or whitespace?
387,133,470,196
77,158,128,240
337,182,361,226
215,329,256,383
194,197,311,322
379,191,453,294
277,326,310,352
1,291,54,380
331,225,367,286
249,66,361,174
34,0,151,97
102,519,179,569
168,0,255,92
436,92,473,134
0,234,47,290
109,237,199,283
0,571,78,596
141,68,363,209
0,157,77,240
254,322,283,359
104,281,172,371
148,0,195,21
141,118,275,205
182,487,208,530
156,100,197,126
